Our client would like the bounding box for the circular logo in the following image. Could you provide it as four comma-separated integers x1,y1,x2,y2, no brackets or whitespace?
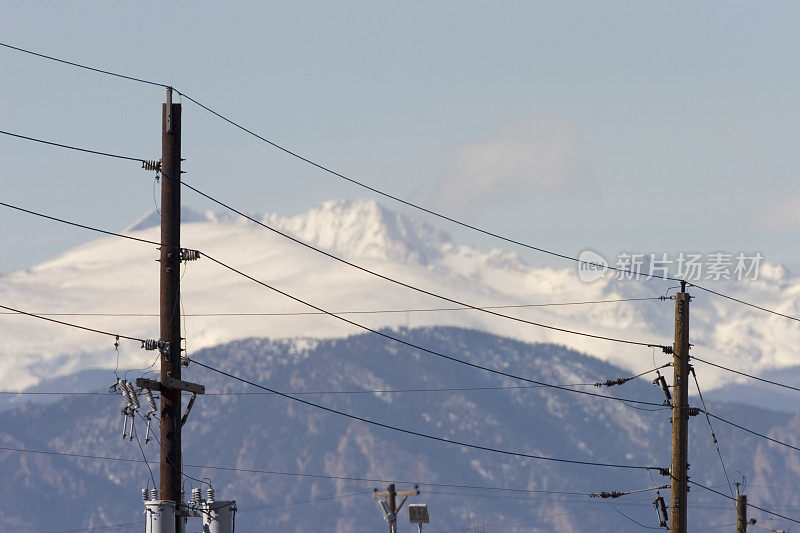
577,250,608,282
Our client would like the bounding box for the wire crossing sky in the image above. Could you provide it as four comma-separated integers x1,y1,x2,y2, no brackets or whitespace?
2,2,800,276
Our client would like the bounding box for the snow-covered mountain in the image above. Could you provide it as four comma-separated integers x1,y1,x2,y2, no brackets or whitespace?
1,198,799,394
2,328,797,532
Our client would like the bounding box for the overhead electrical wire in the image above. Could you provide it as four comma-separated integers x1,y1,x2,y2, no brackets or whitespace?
693,356,800,394
0,130,144,162
703,411,800,453
2,45,799,323
0,365,668,398
188,357,662,472
181,179,670,350
0,199,672,407
606,503,662,530
0,296,666,319
130,417,157,489
201,252,668,408
50,522,140,533
689,480,800,525
689,285,800,323
0,383,597,396
0,200,161,247
237,489,372,513
2,123,799,325
0,42,167,88
0,443,620,497
0,196,669,351
690,368,734,500
5,39,800,526
0,303,149,344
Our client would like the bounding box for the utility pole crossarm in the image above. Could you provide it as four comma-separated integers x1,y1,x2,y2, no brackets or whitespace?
372,489,420,499
137,377,205,395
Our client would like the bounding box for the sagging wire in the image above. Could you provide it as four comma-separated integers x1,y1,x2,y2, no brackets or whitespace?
131,416,157,490
595,363,672,388
133,410,209,489
589,484,669,499
691,365,735,501
608,503,663,530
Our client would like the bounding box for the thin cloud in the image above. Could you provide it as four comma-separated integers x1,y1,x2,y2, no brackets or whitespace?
432,115,588,212
758,193,800,231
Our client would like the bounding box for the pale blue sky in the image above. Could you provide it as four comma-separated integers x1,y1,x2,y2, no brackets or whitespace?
2,2,799,273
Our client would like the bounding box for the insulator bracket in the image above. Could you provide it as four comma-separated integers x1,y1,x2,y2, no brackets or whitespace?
141,159,161,172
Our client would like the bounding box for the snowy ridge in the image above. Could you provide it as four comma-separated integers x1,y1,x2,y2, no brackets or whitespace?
264,199,452,265
2,198,800,393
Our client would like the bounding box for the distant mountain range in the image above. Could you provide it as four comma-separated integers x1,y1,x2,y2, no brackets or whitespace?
2,198,800,402
1,328,798,532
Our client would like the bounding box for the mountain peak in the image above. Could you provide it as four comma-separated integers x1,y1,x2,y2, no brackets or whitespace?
266,198,452,265
125,206,221,232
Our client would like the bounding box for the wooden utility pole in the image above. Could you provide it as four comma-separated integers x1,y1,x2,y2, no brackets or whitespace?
736,492,748,533
373,483,420,533
670,280,690,533
160,86,182,532
388,484,397,533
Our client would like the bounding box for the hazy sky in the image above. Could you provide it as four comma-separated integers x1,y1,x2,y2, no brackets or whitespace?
2,2,799,273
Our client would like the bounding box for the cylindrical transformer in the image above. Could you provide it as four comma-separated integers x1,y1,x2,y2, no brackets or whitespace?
200,500,236,533
145,501,176,533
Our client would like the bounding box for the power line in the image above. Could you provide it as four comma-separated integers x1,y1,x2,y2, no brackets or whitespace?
606,503,662,530
0,366,671,398
0,200,671,407
693,356,800,394
181,180,670,350
237,489,372,513
0,196,670,351
0,443,617,496
0,383,600,396
690,284,800,323
2,124,798,325
173,90,675,281
704,411,800,453
689,479,800,525
130,417,157,490
201,252,668,408
166,101,800,325
0,42,166,88
189,356,662,472
0,130,144,162
0,296,666,319
0,259,666,409
0,200,160,247
690,368,734,500
49,522,140,533
0,303,149,344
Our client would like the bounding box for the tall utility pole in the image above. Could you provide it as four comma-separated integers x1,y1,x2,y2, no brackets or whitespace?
670,280,690,533
736,492,748,533
160,86,182,533
373,483,420,533
388,484,397,533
